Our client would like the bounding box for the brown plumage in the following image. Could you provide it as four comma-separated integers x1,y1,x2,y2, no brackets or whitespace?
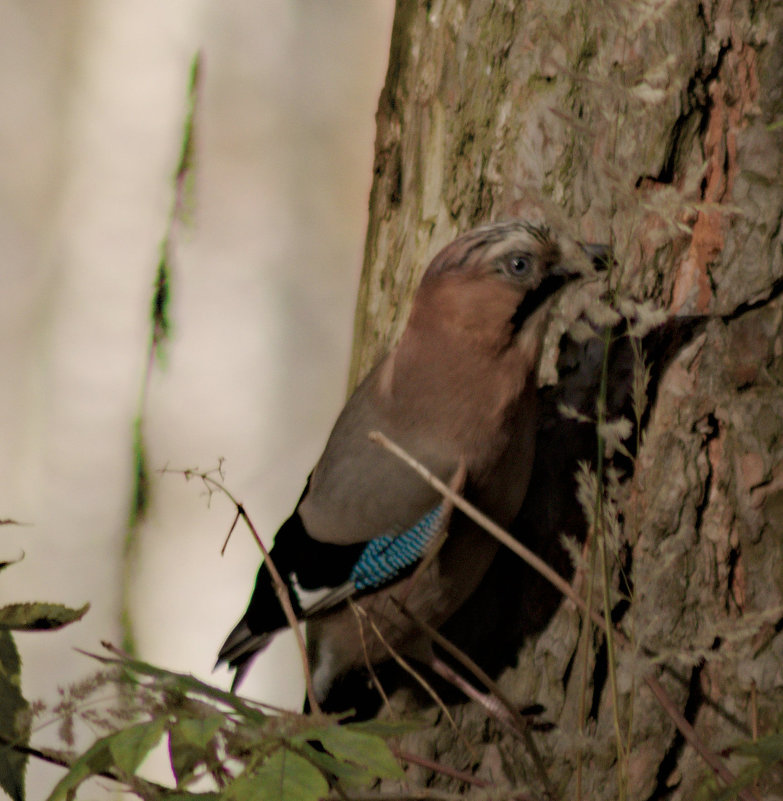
217,219,597,707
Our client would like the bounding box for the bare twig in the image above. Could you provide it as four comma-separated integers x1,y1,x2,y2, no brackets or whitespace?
348,602,474,758
397,458,466,610
391,747,493,787
349,600,394,715
163,466,322,715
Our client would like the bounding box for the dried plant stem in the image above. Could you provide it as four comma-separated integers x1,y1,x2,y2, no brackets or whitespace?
392,599,555,799
594,324,627,800
369,432,584,613
367,430,759,801
167,467,322,716
350,600,394,715
391,747,492,788
575,535,598,801
396,458,465,610
350,602,472,757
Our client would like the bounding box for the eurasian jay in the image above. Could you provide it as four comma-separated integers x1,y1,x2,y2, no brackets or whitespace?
217,220,597,707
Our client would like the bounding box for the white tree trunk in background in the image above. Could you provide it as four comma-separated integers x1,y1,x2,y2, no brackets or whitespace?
0,1,393,796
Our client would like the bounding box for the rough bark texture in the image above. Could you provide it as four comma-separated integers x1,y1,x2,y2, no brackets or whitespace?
351,1,783,799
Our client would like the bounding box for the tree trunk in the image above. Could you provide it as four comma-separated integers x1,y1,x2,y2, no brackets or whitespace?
352,1,783,798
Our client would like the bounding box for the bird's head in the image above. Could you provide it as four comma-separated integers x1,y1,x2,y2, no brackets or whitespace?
412,220,604,351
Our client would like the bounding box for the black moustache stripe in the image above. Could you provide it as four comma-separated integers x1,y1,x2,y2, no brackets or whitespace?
510,273,569,333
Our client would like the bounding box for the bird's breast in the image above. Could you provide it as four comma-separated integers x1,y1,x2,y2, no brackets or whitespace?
386,340,535,478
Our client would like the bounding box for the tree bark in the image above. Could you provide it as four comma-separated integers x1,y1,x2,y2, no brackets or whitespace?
352,1,783,798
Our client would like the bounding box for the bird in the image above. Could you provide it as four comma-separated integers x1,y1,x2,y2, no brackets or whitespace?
217,219,600,709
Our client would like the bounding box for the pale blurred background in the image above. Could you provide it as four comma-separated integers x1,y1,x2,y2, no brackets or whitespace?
0,1,393,796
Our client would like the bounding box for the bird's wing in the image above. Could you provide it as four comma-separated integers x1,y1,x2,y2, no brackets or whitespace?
298,359,460,545
215,481,458,683
298,501,450,617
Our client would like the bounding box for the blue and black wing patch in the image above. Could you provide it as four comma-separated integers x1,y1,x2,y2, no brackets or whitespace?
350,504,447,591
217,498,451,685
295,503,448,616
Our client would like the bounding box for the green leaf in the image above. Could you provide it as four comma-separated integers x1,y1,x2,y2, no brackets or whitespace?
44,738,113,801
169,714,223,785
298,743,376,790
108,719,166,775
0,631,29,801
169,732,202,787
698,733,783,801
225,750,328,801
733,732,783,764
317,725,403,780
0,602,89,631
82,646,269,726
45,720,166,801
174,715,224,749
0,629,22,687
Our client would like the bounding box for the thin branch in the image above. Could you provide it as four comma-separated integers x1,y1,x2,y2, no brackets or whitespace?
391,747,492,788
348,602,474,758
390,599,555,799
163,466,322,715
349,600,394,715
220,507,242,556
396,458,465,609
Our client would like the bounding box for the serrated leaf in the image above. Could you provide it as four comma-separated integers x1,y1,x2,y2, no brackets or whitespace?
298,742,376,790
0,603,89,631
0,629,22,686
0,632,29,801
108,719,166,775
317,726,403,780
225,750,328,801
45,738,113,801
169,715,223,786
174,714,224,749
170,733,202,787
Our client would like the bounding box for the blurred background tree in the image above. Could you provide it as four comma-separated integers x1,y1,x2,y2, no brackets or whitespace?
0,2,393,797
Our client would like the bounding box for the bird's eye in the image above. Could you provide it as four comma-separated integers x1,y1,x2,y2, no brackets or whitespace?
507,254,532,276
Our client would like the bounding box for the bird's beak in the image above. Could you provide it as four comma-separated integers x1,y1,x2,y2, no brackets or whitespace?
512,242,610,328
548,243,611,286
